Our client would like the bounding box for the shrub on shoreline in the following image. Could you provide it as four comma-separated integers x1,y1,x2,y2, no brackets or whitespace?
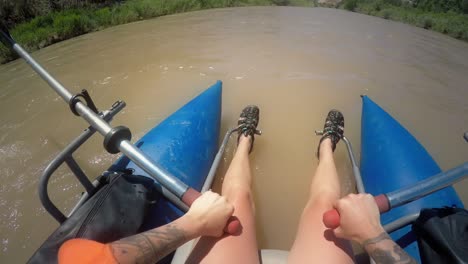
339,0,468,41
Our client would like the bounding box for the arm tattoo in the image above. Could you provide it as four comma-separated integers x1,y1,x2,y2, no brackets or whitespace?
110,223,187,264
362,232,392,247
364,232,417,264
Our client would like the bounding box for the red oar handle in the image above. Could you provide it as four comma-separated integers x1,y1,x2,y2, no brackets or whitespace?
181,188,241,235
323,194,390,229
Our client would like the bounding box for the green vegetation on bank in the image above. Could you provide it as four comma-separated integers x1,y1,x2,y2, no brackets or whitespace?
0,0,315,64
2,0,468,64
339,0,468,41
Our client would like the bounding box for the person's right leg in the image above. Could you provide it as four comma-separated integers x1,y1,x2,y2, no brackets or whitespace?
288,110,354,263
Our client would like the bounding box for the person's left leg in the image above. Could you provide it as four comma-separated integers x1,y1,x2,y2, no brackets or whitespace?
186,106,261,264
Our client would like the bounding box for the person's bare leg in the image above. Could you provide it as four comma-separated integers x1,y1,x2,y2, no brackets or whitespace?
288,111,354,263
186,108,260,264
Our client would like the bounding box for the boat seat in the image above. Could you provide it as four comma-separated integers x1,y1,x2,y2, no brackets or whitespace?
260,249,289,264
172,246,289,263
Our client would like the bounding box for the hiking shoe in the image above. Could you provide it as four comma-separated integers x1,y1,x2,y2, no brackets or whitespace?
317,109,344,159
237,105,261,153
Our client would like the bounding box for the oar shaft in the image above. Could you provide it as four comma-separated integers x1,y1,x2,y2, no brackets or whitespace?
323,162,468,229
10,40,74,102
387,162,468,208
1,29,190,199
120,140,188,197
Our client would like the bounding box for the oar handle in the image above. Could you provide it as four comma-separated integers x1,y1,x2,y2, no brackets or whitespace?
323,194,390,229
0,24,14,48
182,188,241,235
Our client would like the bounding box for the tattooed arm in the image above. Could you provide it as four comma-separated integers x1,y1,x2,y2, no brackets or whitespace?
110,216,197,264
109,191,234,264
362,232,417,264
332,194,417,264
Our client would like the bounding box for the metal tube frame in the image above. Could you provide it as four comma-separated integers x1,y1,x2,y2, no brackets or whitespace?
39,102,126,223
341,136,366,194
40,128,95,223
202,127,239,192
65,157,95,194
383,213,420,234
340,136,375,264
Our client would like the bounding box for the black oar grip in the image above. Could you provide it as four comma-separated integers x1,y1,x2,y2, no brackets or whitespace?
0,22,14,48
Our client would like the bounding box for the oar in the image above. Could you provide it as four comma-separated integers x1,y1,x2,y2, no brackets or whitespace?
323,162,468,229
0,26,240,234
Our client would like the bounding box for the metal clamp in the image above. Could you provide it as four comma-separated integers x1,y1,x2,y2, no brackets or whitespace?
69,89,99,116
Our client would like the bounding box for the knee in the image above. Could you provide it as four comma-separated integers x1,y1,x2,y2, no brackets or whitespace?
306,190,339,211
225,187,255,211
232,187,254,204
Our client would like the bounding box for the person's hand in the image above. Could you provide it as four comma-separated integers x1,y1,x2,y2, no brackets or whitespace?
185,191,234,237
332,193,385,245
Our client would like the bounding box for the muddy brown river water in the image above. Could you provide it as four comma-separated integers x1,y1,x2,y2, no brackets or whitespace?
0,7,467,263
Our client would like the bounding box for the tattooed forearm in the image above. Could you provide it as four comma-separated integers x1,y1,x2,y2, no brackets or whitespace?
110,223,188,264
369,245,417,264
363,232,417,264
362,232,391,247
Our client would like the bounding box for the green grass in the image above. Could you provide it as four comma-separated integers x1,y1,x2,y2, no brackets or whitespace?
339,0,468,41
290,0,317,7
0,0,317,64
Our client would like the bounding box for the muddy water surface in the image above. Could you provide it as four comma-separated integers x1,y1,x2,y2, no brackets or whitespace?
0,7,467,262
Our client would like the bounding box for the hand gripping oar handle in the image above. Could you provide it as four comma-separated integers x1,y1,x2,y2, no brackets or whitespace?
323,194,390,229
323,163,468,229
182,188,241,235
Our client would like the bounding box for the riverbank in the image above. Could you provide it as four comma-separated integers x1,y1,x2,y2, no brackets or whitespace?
2,1,468,64
0,0,315,64
338,0,468,41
